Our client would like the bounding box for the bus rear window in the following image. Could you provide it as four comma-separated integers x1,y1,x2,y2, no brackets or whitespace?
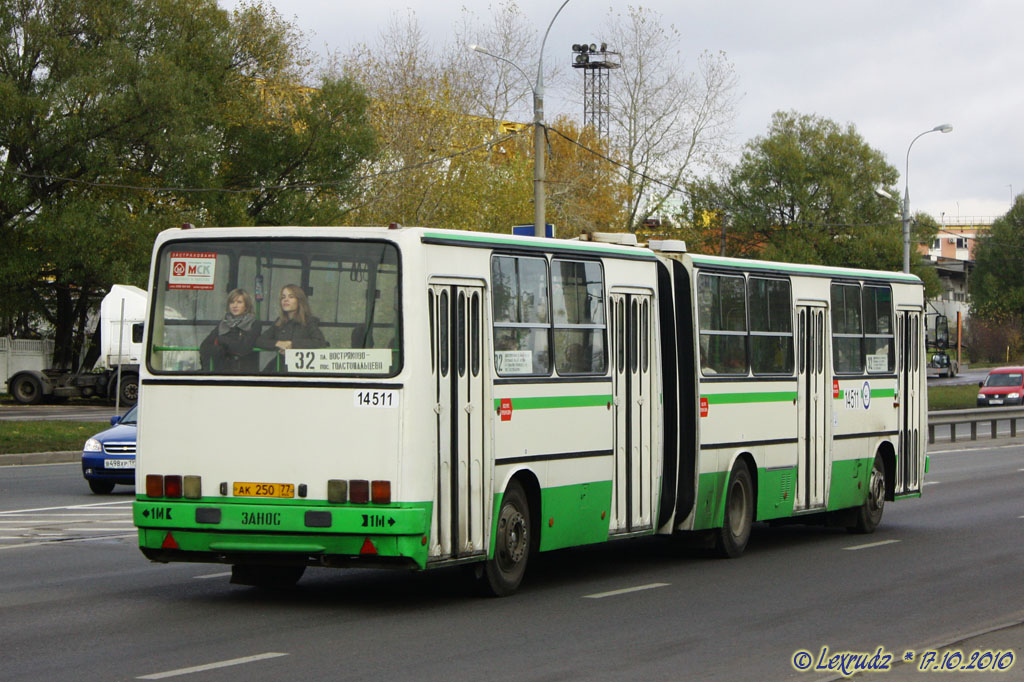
148,239,401,377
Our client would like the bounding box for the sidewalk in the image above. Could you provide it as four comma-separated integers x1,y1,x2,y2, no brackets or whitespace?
0,451,79,466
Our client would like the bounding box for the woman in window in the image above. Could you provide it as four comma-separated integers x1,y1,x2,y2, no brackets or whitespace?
199,289,261,373
256,284,327,372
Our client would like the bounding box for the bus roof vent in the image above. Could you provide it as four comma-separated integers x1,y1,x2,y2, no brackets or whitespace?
648,239,687,253
587,232,638,247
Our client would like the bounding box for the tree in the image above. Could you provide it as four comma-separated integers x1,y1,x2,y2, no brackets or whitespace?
545,116,628,235
602,6,738,232
686,112,908,269
0,0,375,367
971,195,1024,321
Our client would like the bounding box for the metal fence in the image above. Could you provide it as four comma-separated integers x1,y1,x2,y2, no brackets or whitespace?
928,406,1024,444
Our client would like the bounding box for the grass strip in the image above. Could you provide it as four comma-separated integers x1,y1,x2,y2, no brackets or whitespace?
0,421,97,455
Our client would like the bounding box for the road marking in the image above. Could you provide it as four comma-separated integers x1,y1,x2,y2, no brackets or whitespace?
137,652,289,679
0,500,132,514
0,533,136,550
844,539,901,551
0,512,131,517
193,571,232,580
937,444,1024,455
583,583,669,599
923,481,940,486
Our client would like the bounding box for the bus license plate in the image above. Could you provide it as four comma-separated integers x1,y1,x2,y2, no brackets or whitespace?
104,459,134,469
232,482,295,498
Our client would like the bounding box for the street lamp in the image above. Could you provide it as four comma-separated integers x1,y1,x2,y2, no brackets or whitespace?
470,0,571,237
902,123,953,273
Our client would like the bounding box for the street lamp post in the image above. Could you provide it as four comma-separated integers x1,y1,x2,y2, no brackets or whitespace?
902,123,953,273
471,0,570,237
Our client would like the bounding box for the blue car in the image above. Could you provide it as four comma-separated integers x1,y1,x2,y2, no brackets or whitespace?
81,405,137,494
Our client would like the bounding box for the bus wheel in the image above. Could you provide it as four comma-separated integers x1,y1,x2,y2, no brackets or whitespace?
481,480,530,597
10,374,43,405
715,461,753,558
230,564,305,588
849,455,885,534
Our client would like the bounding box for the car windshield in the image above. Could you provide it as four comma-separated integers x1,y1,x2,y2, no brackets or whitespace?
985,372,1023,388
120,405,138,425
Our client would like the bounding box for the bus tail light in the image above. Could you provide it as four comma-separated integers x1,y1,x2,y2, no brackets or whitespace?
164,475,183,498
183,476,202,499
327,479,391,505
327,479,348,503
350,480,369,504
371,480,391,505
146,474,164,498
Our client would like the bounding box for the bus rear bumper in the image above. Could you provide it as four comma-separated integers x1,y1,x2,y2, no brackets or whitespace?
134,500,431,569
139,534,424,570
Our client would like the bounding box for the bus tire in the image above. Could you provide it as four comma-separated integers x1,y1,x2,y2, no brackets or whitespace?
715,460,753,558
849,455,885,534
230,563,305,588
481,480,531,597
10,373,43,405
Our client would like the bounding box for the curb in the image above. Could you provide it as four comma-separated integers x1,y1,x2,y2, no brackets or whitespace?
0,451,79,466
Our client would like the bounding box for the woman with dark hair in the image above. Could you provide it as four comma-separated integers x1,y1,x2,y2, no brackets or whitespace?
256,284,326,371
199,289,261,373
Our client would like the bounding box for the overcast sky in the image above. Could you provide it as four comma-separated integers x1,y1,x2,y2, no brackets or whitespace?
223,0,1022,224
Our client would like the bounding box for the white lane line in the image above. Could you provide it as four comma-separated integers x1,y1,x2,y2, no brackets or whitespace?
0,513,131,517
193,571,232,580
137,653,289,679
583,582,670,599
0,500,132,514
923,481,940,486
0,533,136,550
844,539,901,551
937,444,1024,455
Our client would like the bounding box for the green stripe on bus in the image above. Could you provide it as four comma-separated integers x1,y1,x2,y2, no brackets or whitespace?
689,253,922,282
493,394,613,410
703,391,797,405
835,388,897,400
423,230,658,259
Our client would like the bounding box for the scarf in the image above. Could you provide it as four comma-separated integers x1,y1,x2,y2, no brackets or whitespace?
217,312,256,335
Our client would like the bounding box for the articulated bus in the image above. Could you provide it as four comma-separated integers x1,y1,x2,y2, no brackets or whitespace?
134,225,926,595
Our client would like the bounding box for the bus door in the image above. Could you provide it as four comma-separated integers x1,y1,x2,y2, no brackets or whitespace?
609,290,654,533
898,309,923,493
795,303,829,511
429,281,487,559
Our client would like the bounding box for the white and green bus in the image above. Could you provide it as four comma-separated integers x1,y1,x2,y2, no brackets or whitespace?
134,225,926,595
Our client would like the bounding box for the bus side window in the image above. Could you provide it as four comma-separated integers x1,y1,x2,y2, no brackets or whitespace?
697,272,747,375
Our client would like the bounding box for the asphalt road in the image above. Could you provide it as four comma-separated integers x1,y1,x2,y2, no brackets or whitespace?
1,440,1022,681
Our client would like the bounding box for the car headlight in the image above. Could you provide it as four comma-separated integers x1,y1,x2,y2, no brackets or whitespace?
1009,393,1021,399
977,394,985,401
83,438,102,452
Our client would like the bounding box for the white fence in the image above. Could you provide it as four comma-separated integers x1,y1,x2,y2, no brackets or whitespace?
0,337,53,393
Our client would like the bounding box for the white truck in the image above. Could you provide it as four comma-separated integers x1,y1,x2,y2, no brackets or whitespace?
4,285,146,405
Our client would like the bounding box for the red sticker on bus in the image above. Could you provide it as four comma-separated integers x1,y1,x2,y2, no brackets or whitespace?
699,397,708,418
833,379,840,398
499,398,513,421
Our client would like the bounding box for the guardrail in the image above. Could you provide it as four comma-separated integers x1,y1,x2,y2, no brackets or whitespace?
928,406,1024,444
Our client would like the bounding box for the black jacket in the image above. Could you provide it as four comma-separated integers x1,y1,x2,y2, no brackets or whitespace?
199,322,261,373
256,317,327,372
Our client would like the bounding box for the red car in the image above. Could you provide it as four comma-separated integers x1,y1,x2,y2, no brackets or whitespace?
977,367,1024,406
